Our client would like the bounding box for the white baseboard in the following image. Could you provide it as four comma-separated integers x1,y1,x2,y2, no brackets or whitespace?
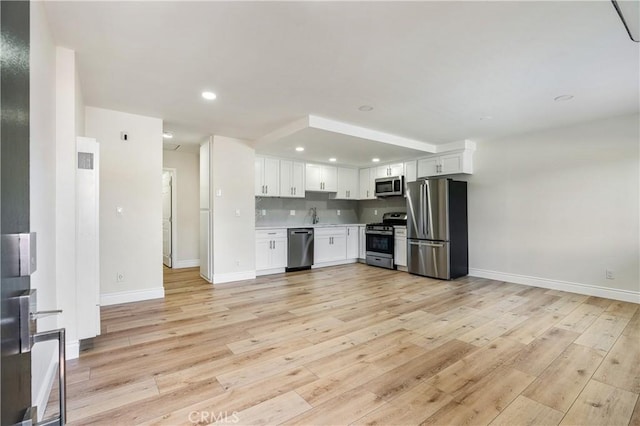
34,346,59,421
256,267,286,277
174,259,200,269
469,268,640,304
100,287,165,306
66,340,80,360
312,258,358,269
213,270,256,284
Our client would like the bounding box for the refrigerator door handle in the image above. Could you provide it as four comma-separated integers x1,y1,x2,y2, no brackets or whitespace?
419,186,424,237
423,184,429,237
408,240,444,248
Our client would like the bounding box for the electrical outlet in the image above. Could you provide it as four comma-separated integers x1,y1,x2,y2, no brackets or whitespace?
290,210,295,216
606,269,615,280
116,272,125,282
374,209,378,215
337,210,341,216
236,260,240,266
235,209,240,217
261,209,266,216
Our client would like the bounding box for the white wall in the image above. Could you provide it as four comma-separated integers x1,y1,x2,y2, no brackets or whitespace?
30,2,59,418
55,47,84,358
85,107,164,305
467,113,639,301
162,150,200,267
211,136,256,283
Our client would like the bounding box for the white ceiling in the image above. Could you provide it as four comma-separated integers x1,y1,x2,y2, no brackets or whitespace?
44,1,639,164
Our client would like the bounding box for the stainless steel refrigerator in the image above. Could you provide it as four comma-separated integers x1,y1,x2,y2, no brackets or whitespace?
406,178,468,280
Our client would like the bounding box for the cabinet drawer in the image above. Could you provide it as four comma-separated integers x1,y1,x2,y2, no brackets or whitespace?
256,229,287,240
314,226,346,237
394,227,407,237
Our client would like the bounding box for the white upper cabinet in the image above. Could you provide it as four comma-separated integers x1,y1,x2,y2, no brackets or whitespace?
376,162,404,178
280,160,305,198
255,156,280,197
305,163,337,192
358,168,375,200
404,160,417,183
334,167,359,200
417,150,473,178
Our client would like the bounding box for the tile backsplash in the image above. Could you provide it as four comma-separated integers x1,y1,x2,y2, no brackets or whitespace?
255,192,407,226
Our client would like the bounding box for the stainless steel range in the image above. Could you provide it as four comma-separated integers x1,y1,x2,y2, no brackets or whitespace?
365,212,407,269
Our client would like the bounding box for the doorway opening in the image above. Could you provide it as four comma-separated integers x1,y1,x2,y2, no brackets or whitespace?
162,168,177,268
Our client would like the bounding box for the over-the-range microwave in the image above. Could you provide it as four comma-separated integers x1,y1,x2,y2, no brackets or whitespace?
375,176,404,197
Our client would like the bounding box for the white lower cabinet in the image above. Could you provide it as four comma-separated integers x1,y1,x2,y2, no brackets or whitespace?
256,229,287,272
314,227,346,264
394,226,407,267
346,226,359,259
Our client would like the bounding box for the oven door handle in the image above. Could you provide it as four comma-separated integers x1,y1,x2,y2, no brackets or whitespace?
366,230,393,236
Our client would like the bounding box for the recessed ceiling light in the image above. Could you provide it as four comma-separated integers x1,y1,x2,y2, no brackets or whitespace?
372,158,380,163
329,158,337,162
295,147,304,152
554,95,574,102
202,91,217,100
480,116,493,121
359,105,374,112
162,132,173,139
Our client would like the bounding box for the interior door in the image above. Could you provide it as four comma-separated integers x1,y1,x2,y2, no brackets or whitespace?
1,1,33,423
162,170,172,267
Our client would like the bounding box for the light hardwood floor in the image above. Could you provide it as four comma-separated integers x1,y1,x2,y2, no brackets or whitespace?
48,264,640,425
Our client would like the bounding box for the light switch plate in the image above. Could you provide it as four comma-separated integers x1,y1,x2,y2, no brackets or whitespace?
290,210,295,216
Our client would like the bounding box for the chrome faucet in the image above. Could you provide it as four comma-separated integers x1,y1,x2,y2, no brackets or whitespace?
310,207,319,224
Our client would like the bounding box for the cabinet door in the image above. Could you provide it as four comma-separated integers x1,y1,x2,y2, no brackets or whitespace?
263,157,280,196
359,226,366,259
305,163,322,191
279,160,293,197
394,237,407,266
336,168,358,199
255,238,271,270
271,238,288,268
331,235,347,261
376,165,390,178
314,235,332,263
346,226,359,258
417,157,439,178
254,157,265,196
389,163,404,176
359,168,371,199
322,165,338,192
439,152,464,175
404,160,417,183
291,161,305,197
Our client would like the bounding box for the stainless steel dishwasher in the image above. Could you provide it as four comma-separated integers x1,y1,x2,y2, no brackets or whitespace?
286,228,314,272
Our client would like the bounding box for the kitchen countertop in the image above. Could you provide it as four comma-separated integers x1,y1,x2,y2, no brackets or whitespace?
256,223,366,230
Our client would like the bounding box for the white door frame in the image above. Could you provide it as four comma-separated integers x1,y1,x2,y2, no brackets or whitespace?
163,168,178,267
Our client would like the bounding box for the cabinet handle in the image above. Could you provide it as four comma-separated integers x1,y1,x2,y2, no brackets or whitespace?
266,185,268,193
294,187,296,195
